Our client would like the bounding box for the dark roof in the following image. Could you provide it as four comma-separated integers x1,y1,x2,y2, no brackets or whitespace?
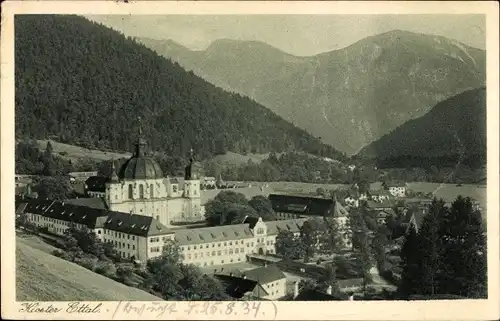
294,289,341,301
20,198,172,237
214,274,259,299
174,224,254,245
243,216,259,229
65,197,108,210
269,194,335,216
102,211,172,237
85,176,108,192
41,201,109,228
240,265,286,284
118,156,163,180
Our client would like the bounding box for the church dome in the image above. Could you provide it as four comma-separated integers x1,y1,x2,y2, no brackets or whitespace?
118,156,163,180
117,117,164,180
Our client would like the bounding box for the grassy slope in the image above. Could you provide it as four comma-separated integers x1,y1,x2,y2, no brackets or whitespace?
35,139,132,162
16,236,162,301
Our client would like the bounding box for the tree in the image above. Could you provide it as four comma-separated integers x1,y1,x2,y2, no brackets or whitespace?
248,195,277,221
439,196,487,298
275,230,304,260
397,226,423,298
372,225,389,272
320,216,343,257
204,191,251,226
299,219,322,263
35,176,73,200
417,198,446,296
317,262,339,294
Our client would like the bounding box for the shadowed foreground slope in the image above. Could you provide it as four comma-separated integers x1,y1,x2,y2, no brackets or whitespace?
16,237,162,301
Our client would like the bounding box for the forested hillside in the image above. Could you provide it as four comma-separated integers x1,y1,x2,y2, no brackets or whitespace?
358,88,486,166
15,15,345,161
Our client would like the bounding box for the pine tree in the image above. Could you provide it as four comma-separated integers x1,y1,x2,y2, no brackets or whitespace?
439,196,487,298
418,198,446,296
397,227,423,298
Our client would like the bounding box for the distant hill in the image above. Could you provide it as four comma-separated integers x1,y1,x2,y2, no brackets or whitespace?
137,30,486,155
357,88,486,161
16,236,162,301
15,15,345,161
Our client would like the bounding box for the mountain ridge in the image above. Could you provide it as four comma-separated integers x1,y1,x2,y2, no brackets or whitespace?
15,15,345,161
136,29,486,155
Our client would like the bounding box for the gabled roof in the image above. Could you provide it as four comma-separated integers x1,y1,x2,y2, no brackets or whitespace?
85,176,108,192
20,198,172,237
294,289,341,301
41,201,109,228
174,224,254,246
102,211,173,237
214,274,259,299
269,194,335,217
239,265,286,284
265,218,308,236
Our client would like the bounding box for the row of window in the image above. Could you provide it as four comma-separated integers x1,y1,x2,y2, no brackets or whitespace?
100,229,136,241
191,257,243,267
185,247,247,260
106,239,136,251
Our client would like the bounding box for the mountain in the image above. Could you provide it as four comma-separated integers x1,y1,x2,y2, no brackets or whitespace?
137,30,486,155
357,87,486,161
15,15,345,162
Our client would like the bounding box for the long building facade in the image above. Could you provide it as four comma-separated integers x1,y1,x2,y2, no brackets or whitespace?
18,197,352,267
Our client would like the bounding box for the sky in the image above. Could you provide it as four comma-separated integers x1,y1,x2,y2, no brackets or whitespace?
85,15,486,56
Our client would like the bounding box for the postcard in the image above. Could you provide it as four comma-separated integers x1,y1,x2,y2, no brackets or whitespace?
1,1,499,320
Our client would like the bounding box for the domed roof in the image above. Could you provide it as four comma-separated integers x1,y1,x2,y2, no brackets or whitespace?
118,156,163,180
117,118,163,180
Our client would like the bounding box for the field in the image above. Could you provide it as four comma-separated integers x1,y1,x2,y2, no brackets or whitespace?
35,139,132,162
16,235,162,301
208,151,276,166
210,181,486,209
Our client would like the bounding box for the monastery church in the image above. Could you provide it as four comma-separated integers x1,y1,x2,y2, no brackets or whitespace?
102,120,203,227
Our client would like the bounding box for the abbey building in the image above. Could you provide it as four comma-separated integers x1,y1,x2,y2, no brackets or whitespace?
86,127,204,227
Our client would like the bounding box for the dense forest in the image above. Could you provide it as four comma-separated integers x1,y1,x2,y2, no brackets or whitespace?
358,88,486,162
15,15,345,161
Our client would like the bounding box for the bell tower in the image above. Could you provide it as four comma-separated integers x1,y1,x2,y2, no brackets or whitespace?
183,148,202,220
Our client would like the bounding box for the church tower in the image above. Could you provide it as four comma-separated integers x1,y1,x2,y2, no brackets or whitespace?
105,158,122,206
183,148,202,221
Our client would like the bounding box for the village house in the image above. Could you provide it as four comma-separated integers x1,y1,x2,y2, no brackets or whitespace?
383,181,408,197
215,265,287,300
68,171,98,183
369,190,391,202
344,196,359,208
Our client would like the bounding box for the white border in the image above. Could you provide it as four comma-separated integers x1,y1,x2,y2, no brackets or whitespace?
1,1,499,320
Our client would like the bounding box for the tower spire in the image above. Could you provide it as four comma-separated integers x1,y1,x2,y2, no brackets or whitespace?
135,116,146,157
109,158,119,182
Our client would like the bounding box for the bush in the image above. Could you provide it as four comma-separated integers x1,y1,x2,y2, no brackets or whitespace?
52,249,65,258
95,261,117,278
74,256,98,271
